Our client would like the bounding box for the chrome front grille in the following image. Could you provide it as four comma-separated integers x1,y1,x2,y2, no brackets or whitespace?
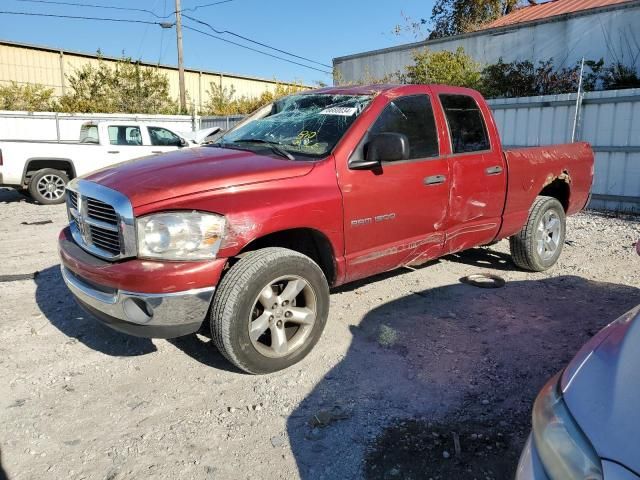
68,190,78,210
87,198,118,224
65,179,136,261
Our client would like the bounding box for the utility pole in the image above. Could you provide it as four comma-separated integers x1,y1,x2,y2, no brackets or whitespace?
175,0,187,113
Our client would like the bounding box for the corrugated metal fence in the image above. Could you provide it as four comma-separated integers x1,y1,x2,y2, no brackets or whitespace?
200,115,245,131
488,88,640,212
202,89,640,212
2,89,639,212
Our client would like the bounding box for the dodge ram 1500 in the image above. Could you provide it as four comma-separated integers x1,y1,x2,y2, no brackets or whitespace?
58,84,594,374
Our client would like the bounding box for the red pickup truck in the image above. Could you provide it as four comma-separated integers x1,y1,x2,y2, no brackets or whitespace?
58,84,593,374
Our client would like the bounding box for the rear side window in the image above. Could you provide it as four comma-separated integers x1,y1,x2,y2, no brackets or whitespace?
108,126,142,146
440,94,490,153
79,124,98,144
369,95,439,160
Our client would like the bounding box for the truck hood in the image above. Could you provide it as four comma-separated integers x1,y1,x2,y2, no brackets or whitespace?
561,305,640,475
85,146,315,208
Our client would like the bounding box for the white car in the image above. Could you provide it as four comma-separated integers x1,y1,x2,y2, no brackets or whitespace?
0,121,195,204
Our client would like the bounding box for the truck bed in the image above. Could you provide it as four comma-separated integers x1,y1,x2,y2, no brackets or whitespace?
498,142,593,239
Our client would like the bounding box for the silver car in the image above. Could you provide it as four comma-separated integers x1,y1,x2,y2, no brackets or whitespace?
516,304,640,479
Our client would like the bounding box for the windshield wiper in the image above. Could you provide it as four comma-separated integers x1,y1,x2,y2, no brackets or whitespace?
231,139,295,161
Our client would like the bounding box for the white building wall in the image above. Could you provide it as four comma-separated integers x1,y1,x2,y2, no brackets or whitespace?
334,2,640,83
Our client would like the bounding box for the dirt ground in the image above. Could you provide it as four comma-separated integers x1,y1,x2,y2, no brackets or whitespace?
1,186,639,480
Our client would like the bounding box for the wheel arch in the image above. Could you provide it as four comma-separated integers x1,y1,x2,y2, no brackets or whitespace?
539,176,570,212
23,158,76,186
237,228,337,286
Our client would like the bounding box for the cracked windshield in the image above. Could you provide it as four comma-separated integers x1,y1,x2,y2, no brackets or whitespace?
215,93,373,159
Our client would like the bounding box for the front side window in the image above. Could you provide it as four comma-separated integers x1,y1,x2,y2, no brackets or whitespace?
368,95,439,160
216,93,373,159
148,127,182,146
439,94,490,154
108,126,142,146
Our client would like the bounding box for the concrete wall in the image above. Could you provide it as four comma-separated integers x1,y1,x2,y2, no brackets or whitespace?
0,40,307,113
334,1,640,83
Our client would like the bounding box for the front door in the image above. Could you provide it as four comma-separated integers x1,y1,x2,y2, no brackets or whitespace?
337,91,450,282
146,126,184,155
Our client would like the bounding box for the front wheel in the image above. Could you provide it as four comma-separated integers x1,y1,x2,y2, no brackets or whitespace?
509,196,566,271
210,247,330,374
28,168,69,205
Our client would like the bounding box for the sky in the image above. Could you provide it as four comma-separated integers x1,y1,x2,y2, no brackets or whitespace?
1,0,436,85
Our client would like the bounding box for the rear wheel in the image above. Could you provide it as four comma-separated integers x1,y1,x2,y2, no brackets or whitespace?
509,196,566,271
210,247,330,374
28,168,69,205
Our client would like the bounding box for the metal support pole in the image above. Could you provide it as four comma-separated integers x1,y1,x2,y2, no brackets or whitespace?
58,51,66,96
55,113,60,142
571,57,585,143
175,0,187,113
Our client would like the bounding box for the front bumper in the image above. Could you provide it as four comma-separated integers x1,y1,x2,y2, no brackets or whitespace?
58,226,225,338
61,266,214,338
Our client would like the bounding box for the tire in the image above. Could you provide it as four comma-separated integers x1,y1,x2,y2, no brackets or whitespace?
509,196,566,271
28,168,69,205
210,247,330,374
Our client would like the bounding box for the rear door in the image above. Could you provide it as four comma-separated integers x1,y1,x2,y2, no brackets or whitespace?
433,89,507,253
337,90,450,282
104,125,149,165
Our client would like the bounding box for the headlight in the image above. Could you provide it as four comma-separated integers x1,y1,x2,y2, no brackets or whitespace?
137,211,225,260
532,373,603,480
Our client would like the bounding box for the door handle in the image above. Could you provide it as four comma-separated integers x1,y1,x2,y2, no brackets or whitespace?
424,174,446,185
485,165,503,175
152,151,162,154
107,150,120,154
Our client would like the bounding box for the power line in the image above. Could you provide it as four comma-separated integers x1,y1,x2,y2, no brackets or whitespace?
0,8,332,75
181,0,235,14
14,0,234,18
14,0,330,69
182,14,332,69
14,0,164,17
0,10,163,25
183,24,332,75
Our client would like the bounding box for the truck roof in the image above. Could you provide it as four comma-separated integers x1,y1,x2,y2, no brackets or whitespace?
306,84,405,96
305,83,478,97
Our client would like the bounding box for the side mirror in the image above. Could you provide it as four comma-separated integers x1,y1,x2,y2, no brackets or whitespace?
179,137,188,147
366,132,410,163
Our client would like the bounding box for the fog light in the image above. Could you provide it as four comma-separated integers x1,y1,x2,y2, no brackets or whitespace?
123,297,153,324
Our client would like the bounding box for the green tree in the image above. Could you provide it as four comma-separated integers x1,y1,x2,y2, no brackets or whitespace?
58,56,179,114
428,0,534,39
403,47,482,89
0,82,56,111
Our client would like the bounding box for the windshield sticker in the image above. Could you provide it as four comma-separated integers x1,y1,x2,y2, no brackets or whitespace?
319,107,358,116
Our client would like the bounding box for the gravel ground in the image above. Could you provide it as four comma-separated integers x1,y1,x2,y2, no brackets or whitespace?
1,187,639,480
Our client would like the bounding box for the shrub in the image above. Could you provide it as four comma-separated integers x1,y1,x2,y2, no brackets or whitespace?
0,82,56,111
57,56,179,114
403,47,482,89
203,82,306,116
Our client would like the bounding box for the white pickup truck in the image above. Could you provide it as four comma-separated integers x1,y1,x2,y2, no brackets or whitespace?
0,121,219,204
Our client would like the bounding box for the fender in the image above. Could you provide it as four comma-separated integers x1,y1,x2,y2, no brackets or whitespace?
22,157,76,185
